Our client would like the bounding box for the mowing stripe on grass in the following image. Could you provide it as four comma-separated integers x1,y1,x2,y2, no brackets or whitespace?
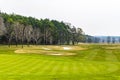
87,63,99,74
29,60,49,74
105,50,118,62
14,58,44,73
83,63,95,74
48,61,61,75
72,61,80,74
106,63,119,74
24,60,46,74
40,61,56,75
93,62,107,74
76,62,84,74
60,61,70,75
67,61,73,75
0,57,28,73
35,61,55,75
45,61,61,75
1,58,34,74
18,59,41,74
83,50,98,60
80,62,92,74
50,61,63,75
0,55,23,65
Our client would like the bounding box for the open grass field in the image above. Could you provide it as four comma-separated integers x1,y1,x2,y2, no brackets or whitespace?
0,44,120,80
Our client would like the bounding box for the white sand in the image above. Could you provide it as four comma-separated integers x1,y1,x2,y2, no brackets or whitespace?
42,47,51,50
63,47,71,50
14,49,26,53
50,53,62,56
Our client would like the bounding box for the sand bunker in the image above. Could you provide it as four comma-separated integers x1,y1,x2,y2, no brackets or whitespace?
14,49,42,54
50,53,62,56
49,53,76,56
14,49,26,53
23,45,85,51
42,47,51,50
14,45,86,56
63,47,71,50
15,49,76,56
41,46,85,50
46,52,76,56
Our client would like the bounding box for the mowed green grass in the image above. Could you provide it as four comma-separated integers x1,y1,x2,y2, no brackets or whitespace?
0,44,120,80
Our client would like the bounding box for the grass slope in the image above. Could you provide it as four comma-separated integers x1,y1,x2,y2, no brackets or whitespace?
0,44,120,80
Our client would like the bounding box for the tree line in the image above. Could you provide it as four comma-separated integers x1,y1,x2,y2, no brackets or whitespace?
0,12,86,47
85,36,120,44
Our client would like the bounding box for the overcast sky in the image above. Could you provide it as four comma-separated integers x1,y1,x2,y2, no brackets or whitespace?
0,0,120,36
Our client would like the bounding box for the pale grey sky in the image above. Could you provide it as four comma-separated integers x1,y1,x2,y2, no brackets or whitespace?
0,0,120,36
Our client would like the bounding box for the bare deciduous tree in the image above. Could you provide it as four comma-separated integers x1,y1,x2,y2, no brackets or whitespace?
71,26,76,45
0,17,6,36
45,28,52,44
13,22,20,47
32,27,42,45
17,24,26,48
5,22,14,47
24,25,33,46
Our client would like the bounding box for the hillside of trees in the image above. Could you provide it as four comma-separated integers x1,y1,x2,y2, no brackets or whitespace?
1,12,119,47
0,12,87,47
